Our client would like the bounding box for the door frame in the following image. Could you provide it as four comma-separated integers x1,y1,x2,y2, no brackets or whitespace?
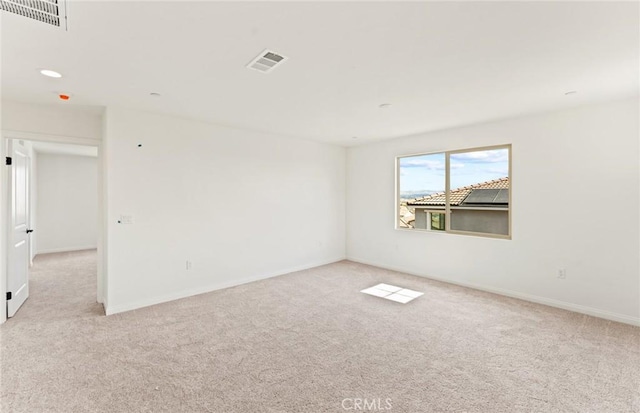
1,130,104,323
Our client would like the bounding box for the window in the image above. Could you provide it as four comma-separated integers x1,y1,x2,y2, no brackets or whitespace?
430,212,445,231
397,145,511,238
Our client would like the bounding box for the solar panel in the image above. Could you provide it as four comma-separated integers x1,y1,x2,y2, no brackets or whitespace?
462,189,500,204
494,189,509,204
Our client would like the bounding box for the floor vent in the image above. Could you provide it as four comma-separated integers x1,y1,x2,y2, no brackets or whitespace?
246,49,288,73
0,0,67,29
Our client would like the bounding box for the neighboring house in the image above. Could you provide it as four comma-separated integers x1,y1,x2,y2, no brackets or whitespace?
407,177,509,235
398,204,415,228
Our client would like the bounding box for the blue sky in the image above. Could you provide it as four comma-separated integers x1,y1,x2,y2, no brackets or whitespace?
399,148,509,193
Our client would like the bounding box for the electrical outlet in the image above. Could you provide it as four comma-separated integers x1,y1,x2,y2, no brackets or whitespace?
557,269,566,279
186,260,192,270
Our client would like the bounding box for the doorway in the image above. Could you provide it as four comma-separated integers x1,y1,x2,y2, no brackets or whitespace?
4,138,101,320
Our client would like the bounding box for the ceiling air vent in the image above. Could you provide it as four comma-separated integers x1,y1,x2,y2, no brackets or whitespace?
0,0,67,29
246,49,288,74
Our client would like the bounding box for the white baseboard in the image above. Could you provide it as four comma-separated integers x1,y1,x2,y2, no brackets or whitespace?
105,256,346,316
36,245,97,255
348,257,640,327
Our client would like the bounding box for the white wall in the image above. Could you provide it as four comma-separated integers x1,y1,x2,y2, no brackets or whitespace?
3,98,637,326
35,154,98,254
103,107,346,314
347,98,639,325
1,101,103,140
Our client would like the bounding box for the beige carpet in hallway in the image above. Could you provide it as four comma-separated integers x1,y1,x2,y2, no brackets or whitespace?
1,250,639,412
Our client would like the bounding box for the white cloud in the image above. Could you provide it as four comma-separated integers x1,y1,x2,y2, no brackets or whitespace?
400,159,445,170
484,167,509,175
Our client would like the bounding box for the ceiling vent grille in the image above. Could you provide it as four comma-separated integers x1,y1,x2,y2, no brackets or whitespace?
0,0,67,29
246,49,288,74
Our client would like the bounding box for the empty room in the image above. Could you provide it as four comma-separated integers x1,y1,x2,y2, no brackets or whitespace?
1,2,638,413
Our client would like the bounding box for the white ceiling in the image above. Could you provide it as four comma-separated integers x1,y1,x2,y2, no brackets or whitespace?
1,2,638,146
31,141,97,157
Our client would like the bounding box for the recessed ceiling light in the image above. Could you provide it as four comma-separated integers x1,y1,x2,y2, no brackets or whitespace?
564,90,577,95
40,69,62,78
379,103,392,109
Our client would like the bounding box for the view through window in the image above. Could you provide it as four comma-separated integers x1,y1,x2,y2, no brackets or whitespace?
397,145,510,238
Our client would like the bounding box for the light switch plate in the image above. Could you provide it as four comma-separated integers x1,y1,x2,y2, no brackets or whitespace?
119,215,134,224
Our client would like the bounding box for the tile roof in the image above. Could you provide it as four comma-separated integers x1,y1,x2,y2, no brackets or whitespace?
398,204,415,228
407,177,509,206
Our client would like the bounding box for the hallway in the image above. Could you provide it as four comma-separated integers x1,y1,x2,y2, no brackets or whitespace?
1,250,106,411
7,249,101,323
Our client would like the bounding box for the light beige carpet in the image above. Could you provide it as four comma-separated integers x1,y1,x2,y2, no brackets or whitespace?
1,250,639,412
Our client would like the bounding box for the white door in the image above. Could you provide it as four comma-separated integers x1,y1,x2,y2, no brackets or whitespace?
7,140,31,317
